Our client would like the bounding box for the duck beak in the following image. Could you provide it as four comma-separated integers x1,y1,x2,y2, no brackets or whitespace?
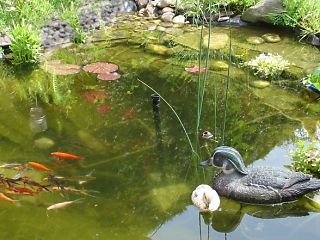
200,158,212,167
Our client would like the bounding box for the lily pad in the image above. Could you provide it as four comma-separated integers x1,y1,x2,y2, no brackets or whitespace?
83,62,119,74
185,65,206,73
42,60,81,75
97,72,121,81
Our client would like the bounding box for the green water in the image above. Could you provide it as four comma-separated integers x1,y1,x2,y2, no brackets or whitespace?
1,22,320,240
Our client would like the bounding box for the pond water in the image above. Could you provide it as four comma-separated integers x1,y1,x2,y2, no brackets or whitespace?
1,20,320,240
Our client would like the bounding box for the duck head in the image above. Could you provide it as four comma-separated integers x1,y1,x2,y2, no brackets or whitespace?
200,146,248,174
191,184,220,212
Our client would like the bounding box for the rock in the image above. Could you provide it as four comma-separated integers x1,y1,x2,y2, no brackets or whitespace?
145,44,173,55
162,7,174,13
246,36,265,45
250,80,271,89
164,27,184,35
308,34,320,46
203,33,229,50
161,12,175,22
148,25,157,31
210,60,229,71
146,2,158,17
34,137,55,149
156,26,166,31
135,0,148,8
0,35,11,47
172,15,185,24
158,0,179,8
262,33,281,43
241,0,284,24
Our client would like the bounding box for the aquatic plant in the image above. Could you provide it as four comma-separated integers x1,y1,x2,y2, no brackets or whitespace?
244,53,289,79
10,20,41,65
304,67,320,90
291,140,320,177
42,60,81,75
83,62,119,74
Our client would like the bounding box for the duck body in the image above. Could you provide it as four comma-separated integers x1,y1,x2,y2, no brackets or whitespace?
202,146,320,204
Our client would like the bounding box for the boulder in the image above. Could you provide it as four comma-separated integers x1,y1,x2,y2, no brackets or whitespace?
246,36,265,45
158,0,179,8
161,12,175,22
172,15,185,24
262,33,281,43
241,0,284,24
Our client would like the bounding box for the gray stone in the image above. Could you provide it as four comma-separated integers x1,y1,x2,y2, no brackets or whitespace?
172,15,185,24
262,33,281,43
135,0,148,8
203,33,229,50
241,0,284,24
250,80,271,89
161,12,175,22
246,36,265,45
158,0,178,8
162,7,174,13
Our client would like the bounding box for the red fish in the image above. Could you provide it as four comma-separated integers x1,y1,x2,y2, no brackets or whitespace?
51,152,81,160
28,162,52,172
97,105,112,114
10,187,40,195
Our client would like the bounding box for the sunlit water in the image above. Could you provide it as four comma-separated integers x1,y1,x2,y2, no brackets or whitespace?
0,22,320,240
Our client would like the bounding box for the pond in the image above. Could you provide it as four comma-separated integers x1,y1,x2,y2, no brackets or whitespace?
1,18,320,240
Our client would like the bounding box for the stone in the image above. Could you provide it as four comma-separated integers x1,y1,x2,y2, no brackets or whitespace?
148,25,157,31
145,44,173,55
157,0,179,8
210,60,229,71
250,80,271,89
164,27,183,35
162,7,174,13
241,0,284,24
0,35,11,47
262,33,281,43
161,12,175,22
156,26,166,31
203,33,229,50
34,137,55,149
172,15,185,24
246,36,265,45
135,0,149,8
146,2,158,17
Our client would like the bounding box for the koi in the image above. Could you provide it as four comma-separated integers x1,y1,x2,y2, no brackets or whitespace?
9,186,41,195
0,163,24,169
0,192,16,203
47,199,82,210
50,152,81,160
28,162,52,172
51,186,98,197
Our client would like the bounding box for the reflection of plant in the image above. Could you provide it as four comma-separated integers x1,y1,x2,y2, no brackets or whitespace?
291,141,320,176
10,21,41,65
244,53,289,79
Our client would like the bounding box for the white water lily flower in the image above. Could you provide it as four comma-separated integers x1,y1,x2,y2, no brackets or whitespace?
245,53,289,79
191,184,220,212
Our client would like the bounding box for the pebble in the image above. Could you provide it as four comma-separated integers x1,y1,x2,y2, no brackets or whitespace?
246,36,265,45
249,80,271,89
261,33,281,43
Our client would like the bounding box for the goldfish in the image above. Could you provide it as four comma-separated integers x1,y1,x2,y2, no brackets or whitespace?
50,152,81,160
0,192,16,204
28,162,52,172
47,199,82,210
10,187,40,195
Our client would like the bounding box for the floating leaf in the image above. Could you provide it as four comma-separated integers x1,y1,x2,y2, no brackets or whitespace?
83,62,119,74
97,72,121,81
185,65,206,73
42,60,81,75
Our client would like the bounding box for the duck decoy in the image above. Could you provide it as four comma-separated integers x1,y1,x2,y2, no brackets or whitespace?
200,146,320,204
191,184,220,212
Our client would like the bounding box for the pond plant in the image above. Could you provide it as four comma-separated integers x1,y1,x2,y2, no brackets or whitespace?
291,141,320,177
244,53,289,80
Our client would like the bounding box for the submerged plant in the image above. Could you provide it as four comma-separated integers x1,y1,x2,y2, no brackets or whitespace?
291,141,320,176
244,53,289,79
10,20,41,65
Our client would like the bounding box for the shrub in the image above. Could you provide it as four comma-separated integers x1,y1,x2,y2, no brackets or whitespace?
10,21,41,65
244,53,289,79
271,0,320,37
291,141,320,176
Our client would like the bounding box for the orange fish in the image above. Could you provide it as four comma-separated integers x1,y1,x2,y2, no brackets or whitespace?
10,187,40,195
51,152,81,160
28,162,52,172
0,192,16,204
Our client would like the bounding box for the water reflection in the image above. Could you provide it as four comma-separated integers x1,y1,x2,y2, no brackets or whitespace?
29,106,47,133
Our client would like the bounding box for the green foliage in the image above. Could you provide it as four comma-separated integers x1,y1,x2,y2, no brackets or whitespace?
306,67,320,89
10,21,41,65
271,0,320,37
60,2,86,43
291,141,320,176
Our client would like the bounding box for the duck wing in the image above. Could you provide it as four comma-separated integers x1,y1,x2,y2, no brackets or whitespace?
245,166,312,190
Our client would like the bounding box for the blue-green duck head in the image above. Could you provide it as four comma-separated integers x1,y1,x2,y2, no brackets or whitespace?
200,146,248,174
